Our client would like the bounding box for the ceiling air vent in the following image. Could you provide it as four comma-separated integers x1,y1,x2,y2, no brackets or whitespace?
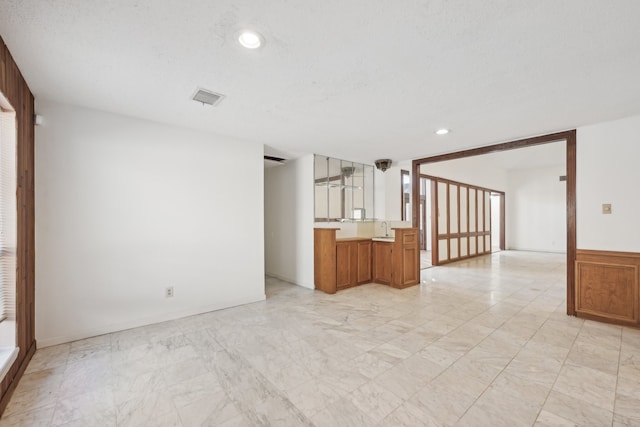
192,88,225,106
264,155,286,163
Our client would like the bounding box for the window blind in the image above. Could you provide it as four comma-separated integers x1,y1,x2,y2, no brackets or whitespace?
0,109,16,323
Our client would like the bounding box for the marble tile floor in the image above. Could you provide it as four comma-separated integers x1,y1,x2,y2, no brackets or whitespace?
420,250,432,270
3,251,640,426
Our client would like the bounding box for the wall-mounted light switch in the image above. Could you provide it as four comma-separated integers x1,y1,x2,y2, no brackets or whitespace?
602,204,612,214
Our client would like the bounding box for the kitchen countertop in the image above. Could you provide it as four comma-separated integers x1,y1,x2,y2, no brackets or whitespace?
335,236,396,242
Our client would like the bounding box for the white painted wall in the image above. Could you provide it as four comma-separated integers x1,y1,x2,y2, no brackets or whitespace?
577,114,640,252
383,162,412,221
420,156,508,192
264,155,315,289
35,100,265,346
506,166,566,252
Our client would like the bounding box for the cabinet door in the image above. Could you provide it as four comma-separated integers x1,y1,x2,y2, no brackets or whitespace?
336,241,358,289
356,241,372,284
372,242,392,285
336,242,351,289
396,230,420,287
401,246,419,285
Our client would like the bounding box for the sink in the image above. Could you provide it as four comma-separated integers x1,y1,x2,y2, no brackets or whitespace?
372,236,394,242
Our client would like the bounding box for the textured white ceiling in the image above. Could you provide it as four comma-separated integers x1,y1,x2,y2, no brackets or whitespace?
1,1,639,164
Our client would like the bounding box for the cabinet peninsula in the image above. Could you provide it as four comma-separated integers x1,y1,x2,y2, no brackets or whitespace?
314,228,420,294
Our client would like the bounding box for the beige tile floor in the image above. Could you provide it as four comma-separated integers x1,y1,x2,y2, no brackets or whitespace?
3,251,640,426
420,250,432,269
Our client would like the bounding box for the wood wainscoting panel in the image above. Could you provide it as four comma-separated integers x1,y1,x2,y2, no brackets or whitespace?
576,249,640,326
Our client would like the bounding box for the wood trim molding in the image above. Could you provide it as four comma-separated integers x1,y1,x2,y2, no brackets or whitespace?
0,341,35,415
577,249,640,259
566,132,577,315
412,130,576,316
420,174,505,196
412,131,570,164
0,36,36,416
400,169,409,221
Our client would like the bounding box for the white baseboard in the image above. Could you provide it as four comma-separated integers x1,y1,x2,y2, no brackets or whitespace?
506,247,567,254
36,294,266,348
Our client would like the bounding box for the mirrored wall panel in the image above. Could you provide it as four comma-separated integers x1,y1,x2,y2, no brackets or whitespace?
314,154,375,221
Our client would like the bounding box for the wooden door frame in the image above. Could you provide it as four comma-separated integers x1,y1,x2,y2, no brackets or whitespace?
411,130,577,316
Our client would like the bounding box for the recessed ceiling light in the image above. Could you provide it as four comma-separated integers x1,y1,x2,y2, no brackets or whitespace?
435,128,450,135
238,30,263,49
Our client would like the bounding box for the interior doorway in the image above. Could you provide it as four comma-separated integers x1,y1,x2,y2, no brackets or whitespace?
411,131,577,315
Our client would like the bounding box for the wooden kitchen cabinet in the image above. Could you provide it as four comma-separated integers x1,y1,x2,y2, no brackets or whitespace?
336,239,372,290
392,228,420,288
336,241,357,289
315,229,372,292
314,228,418,293
372,241,392,285
374,228,420,289
356,240,372,284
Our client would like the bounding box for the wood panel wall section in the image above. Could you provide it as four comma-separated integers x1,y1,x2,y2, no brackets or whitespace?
0,36,36,414
576,249,640,326
428,174,499,266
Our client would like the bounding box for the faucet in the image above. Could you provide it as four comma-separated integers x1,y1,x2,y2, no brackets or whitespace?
382,221,389,237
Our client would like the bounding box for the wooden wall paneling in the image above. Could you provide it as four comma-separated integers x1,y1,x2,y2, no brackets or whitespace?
438,239,448,263
449,184,458,259
460,186,467,233
445,182,450,261
430,179,438,266
575,249,640,326
477,191,483,253
0,36,36,415
469,188,476,233
449,184,458,234
456,185,462,258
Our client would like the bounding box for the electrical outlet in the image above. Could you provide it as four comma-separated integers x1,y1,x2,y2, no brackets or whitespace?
165,286,174,298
